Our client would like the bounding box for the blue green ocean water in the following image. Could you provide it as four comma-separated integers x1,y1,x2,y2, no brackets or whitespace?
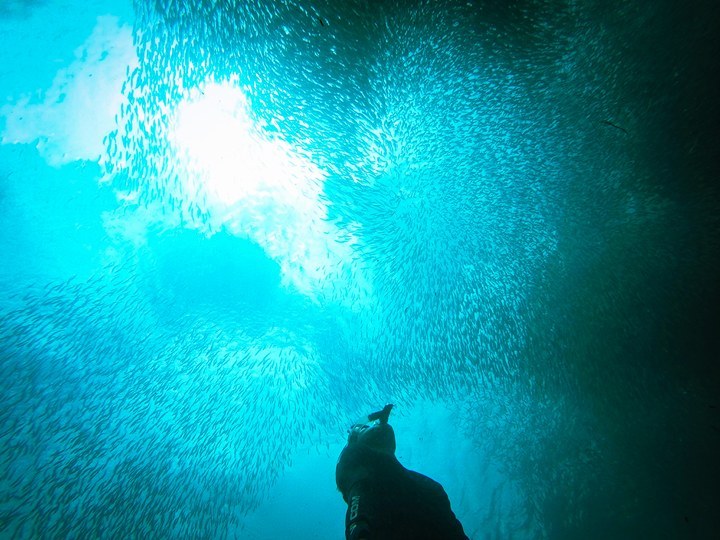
1,1,718,538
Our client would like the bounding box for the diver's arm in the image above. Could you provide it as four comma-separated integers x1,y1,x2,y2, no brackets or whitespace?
337,445,374,539
344,481,372,539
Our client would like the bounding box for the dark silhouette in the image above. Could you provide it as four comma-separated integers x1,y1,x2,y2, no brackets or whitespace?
336,404,468,540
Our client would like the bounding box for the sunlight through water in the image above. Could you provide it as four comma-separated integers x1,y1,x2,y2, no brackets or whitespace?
171,80,306,206
164,77,367,303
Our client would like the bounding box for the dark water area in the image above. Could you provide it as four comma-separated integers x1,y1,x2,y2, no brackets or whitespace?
1,0,719,538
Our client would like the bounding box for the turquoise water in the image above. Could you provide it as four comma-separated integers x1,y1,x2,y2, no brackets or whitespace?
1,1,718,538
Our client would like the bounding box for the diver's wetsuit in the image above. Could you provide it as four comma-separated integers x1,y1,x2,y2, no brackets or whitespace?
336,443,469,540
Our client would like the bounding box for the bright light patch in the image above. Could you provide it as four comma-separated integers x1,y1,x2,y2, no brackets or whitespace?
0,16,136,167
171,81,288,205
166,79,371,306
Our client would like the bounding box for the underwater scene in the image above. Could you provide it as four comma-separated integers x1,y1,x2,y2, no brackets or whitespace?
1,0,718,538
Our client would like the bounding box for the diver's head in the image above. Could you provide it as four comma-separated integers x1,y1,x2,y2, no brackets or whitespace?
348,421,396,455
347,404,396,455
